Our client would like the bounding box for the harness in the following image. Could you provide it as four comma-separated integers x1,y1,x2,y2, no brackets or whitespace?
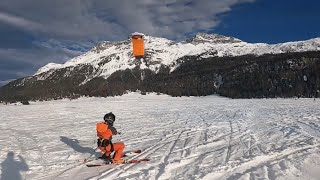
97,138,114,152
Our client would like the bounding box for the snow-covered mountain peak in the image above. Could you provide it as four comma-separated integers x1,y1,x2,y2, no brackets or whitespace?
35,63,63,75
143,35,176,45
186,32,243,44
33,33,320,84
90,39,131,53
89,35,176,55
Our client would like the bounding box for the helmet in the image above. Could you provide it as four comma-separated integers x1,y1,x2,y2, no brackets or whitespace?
104,112,115,126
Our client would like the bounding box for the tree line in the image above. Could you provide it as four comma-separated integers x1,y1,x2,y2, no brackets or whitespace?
1,51,320,102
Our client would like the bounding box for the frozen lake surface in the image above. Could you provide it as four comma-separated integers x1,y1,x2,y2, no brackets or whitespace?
1,93,320,179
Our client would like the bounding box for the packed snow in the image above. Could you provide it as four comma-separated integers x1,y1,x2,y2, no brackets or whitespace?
1,93,320,180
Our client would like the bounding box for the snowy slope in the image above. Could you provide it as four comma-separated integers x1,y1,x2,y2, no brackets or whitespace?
34,34,320,84
0,94,320,180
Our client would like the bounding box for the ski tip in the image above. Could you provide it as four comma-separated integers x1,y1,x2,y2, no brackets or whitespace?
86,158,150,166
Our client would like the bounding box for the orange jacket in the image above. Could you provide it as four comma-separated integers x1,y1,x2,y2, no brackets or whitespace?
96,122,117,140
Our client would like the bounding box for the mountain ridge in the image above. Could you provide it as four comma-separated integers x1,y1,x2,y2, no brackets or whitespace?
34,33,320,81
1,33,320,101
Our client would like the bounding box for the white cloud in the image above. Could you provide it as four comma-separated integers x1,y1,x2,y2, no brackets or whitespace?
91,0,256,39
0,47,81,66
0,79,15,86
0,46,84,84
0,0,255,83
0,0,255,41
0,12,43,32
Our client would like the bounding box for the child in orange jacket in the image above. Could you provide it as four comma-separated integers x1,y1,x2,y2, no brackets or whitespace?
96,112,125,164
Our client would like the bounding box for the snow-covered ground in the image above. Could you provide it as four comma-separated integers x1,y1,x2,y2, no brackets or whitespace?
1,93,320,180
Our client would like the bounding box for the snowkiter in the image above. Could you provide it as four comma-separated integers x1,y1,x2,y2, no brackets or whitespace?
96,112,125,164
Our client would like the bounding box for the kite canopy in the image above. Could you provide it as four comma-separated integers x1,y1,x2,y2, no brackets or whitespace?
131,32,145,37
131,32,145,57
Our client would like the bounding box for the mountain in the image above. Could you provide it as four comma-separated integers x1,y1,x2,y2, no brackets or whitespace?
1,33,320,101
185,33,243,44
34,34,320,78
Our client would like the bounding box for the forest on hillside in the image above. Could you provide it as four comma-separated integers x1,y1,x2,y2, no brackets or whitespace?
1,51,320,102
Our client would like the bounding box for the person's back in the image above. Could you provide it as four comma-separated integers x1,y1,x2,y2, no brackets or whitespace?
96,112,125,164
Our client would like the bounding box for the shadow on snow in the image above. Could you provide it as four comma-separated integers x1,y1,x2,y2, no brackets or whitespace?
60,136,101,158
0,151,29,180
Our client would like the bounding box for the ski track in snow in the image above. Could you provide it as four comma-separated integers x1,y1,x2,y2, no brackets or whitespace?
1,93,320,180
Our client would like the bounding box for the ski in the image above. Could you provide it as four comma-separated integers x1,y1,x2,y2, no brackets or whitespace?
85,149,146,167
86,158,150,167
126,158,150,163
86,163,111,167
84,149,142,163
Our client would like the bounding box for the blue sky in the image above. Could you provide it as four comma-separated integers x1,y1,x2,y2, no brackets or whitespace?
0,0,320,86
214,0,320,43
